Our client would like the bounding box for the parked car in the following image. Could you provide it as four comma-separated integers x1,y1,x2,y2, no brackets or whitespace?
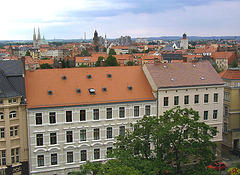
207,162,226,171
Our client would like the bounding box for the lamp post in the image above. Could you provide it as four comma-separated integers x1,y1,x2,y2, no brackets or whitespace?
216,147,221,174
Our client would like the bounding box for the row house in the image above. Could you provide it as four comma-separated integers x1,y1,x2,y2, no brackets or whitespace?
212,52,236,70
219,68,240,153
143,61,224,160
25,66,156,175
0,61,29,175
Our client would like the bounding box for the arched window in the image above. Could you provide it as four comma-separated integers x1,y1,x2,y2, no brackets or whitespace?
0,112,4,120
9,111,17,118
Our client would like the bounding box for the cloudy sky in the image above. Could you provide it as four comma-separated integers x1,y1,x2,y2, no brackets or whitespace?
0,0,239,40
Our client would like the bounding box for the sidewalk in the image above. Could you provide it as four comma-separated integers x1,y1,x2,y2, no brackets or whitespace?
221,147,240,174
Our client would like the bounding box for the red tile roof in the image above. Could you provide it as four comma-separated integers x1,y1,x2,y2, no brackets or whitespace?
219,68,240,80
144,61,224,88
25,66,155,109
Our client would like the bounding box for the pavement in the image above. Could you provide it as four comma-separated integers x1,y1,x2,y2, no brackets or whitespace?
220,147,240,174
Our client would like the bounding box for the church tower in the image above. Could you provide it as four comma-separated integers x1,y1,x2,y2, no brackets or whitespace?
104,33,107,49
93,30,99,52
33,28,37,48
37,28,41,48
180,33,188,50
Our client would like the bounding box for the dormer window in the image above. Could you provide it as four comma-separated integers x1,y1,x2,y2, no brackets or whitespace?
62,75,67,80
76,88,81,94
128,86,132,91
89,88,96,95
87,74,92,79
200,77,204,80
48,90,53,95
102,87,107,92
107,73,112,78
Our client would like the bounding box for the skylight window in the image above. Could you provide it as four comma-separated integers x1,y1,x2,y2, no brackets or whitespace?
48,90,53,95
193,64,196,67
62,75,67,80
163,65,167,68
87,74,92,79
76,88,81,94
201,77,204,80
171,78,174,81
128,86,133,91
107,73,112,78
89,88,96,95
102,87,107,92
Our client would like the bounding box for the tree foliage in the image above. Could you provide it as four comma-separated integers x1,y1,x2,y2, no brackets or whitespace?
105,55,119,66
95,56,105,67
125,61,135,66
230,59,239,68
108,48,116,55
25,50,30,56
81,49,91,56
40,63,53,69
113,107,217,175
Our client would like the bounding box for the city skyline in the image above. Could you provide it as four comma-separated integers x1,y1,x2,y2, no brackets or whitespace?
0,0,240,40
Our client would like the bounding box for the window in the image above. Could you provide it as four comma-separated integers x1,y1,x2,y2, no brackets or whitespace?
66,111,72,122
204,111,208,120
50,133,57,145
204,94,209,103
107,147,113,156
184,95,189,105
119,107,125,118
134,106,139,117
0,100,3,105
51,153,58,165
49,112,56,124
14,126,18,136
224,106,228,117
94,149,100,159
9,111,16,118
80,110,86,121
89,88,96,95
11,148,19,164
37,155,44,167
214,93,218,102
213,110,218,120
13,99,17,103
81,150,87,161
93,109,99,120
66,131,73,143
0,112,4,120
194,95,199,104
94,128,100,140
67,151,73,163
223,123,228,133
145,105,150,116
119,126,125,136
8,99,12,104
164,97,169,106
107,127,112,139
213,127,217,136
106,108,112,119
80,129,86,141
36,113,42,125
36,134,43,146
174,96,179,106
0,128,4,138
10,127,13,137
224,92,230,101
0,150,6,166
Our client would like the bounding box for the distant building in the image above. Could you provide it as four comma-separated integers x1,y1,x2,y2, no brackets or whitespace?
180,33,188,50
115,36,132,45
93,30,99,52
135,38,148,44
33,28,48,49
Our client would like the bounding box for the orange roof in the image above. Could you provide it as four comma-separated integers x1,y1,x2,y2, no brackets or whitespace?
111,46,129,50
25,66,155,109
193,47,206,54
25,56,38,65
212,52,235,64
37,59,54,65
219,68,240,80
76,53,108,63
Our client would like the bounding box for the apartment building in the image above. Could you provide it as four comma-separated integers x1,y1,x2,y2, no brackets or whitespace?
143,61,225,158
0,60,29,175
219,68,240,152
25,66,156,175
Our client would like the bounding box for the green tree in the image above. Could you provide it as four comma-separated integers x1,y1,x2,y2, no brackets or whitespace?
113,107,217,175
95,56,105,67
103,47,107,52
41,57,50,60
81,50,91,56
108,48,116,55
105,55,119,66
25,50,30,56
40,63,53,69
125,61,134,66
230,59,239,68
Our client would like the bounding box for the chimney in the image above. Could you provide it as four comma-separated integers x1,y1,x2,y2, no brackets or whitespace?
20,57,26,75
59,61,62,68
183,57,187,62
100,59,105,67
154,57,161,64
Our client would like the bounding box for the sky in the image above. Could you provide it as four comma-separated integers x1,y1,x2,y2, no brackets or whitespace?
0,0,239,40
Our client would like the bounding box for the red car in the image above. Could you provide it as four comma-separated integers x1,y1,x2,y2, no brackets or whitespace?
207,162,226,171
